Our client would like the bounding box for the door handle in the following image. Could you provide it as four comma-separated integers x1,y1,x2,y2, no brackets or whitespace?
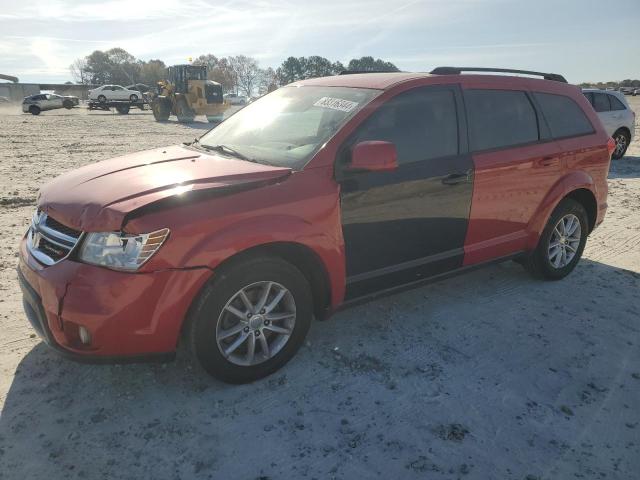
442,171,470,185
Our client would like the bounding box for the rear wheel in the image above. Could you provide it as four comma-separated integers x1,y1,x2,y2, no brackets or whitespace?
97,95,107,103
129,94,138,102
29,105,40,115
151,97,170,121
188,256,312,383
523,198,588,280
612,129,630,160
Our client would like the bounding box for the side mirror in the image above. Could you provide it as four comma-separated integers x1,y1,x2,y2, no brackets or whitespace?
347,141,398,173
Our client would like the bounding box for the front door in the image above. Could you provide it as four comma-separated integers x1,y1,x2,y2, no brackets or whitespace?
336,85,474,300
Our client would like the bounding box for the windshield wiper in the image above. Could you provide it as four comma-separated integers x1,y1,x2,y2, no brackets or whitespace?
198,143,255,163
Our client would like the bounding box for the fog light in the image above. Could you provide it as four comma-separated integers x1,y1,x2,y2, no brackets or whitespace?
78,326,91,345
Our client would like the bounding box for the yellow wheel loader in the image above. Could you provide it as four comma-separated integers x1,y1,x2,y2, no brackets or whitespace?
150,64,229,123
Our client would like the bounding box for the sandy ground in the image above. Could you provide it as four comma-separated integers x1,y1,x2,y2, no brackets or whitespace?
0,101,639,480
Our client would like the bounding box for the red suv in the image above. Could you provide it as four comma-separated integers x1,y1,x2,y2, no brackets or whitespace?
18,67,614,383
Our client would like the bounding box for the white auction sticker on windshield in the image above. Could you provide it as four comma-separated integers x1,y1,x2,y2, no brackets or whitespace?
313,97,359,112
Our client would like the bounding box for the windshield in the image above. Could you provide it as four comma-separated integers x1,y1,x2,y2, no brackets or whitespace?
199,86,380,169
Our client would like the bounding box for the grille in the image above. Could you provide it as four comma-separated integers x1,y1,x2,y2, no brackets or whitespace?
27,211,83,266
45,215,81,239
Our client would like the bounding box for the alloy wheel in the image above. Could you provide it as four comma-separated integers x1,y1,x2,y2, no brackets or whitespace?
614,133,628,158
216,281,296,366
548,214,581,268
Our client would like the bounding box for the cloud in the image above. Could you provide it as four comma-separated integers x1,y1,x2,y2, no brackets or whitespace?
1,0,620,83
0,0,210,22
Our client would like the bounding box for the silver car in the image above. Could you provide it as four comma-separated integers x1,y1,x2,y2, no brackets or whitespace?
583,89,636,159
22,93,79,115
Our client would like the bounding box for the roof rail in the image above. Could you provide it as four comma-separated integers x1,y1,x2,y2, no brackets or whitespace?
430,67,567,83
338,70,400,75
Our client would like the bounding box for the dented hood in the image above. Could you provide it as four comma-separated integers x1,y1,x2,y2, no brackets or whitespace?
38,144,291,231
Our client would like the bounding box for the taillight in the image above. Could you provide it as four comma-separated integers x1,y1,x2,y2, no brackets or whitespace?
607,137,616,158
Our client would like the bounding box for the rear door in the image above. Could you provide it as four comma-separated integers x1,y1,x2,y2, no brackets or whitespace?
42,94,59,111
591,92,615,136
461,87,561,264
337,85,474,299
111,86,127,100
607,94,633,132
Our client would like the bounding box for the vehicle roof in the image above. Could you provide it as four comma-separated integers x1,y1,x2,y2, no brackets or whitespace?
291,72,434,89
291,72,574,91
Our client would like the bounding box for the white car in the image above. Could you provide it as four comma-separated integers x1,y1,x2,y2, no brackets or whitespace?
223,93,247,105
22,93,79,115
88,85,142,103
583,89,636,159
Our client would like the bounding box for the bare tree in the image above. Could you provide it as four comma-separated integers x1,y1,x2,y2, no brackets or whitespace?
257,67,279,95
229,55,260,97
69,58,89,84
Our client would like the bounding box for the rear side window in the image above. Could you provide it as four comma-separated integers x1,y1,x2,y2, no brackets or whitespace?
465,89,539,151
354,87,459,164
533,92,594,139
609,95,626,111
592,93,610,112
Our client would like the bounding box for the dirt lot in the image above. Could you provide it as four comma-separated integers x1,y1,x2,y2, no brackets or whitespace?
0,101,639,480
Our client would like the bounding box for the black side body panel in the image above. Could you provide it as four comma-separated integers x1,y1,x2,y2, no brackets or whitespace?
336,85,474,300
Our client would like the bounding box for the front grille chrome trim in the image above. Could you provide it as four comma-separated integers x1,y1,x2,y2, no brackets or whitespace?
26,212,84,266
38,223,79,246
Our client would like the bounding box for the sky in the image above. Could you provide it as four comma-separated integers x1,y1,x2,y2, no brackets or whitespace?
0,0,638,85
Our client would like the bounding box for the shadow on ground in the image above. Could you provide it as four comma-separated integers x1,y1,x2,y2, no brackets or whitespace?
609,155,640,179
1,260,639,479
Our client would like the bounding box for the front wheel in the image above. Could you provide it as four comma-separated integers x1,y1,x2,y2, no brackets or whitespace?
129,94,138,102
175,97,195,123
63,100,73,109
188,256,312,383
151,98,170,121
523,198,588,280
97,95,107,103
29,105,41,115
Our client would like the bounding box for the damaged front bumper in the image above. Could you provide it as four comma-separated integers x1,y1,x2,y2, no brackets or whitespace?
17,236,211,363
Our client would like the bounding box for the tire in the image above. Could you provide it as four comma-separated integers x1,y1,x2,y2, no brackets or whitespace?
523,198,588,280
188,256,312,383
63,100,73,109
611,129,630,160
151,98,170,121
175,97,195,123
97,95,107,103
129,94,138,102
29,105,40,115
116,105,130,114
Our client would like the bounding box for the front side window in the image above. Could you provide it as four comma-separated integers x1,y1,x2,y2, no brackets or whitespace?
533,92,594,139
199,86,380,169
112,86,124,91
351,87,459,164
465,89,539,151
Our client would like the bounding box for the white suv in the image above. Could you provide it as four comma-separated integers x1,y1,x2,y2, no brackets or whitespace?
88,85,142,103
583,89,636,159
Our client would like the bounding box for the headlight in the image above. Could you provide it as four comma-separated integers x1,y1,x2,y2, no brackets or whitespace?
79,229,169,271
